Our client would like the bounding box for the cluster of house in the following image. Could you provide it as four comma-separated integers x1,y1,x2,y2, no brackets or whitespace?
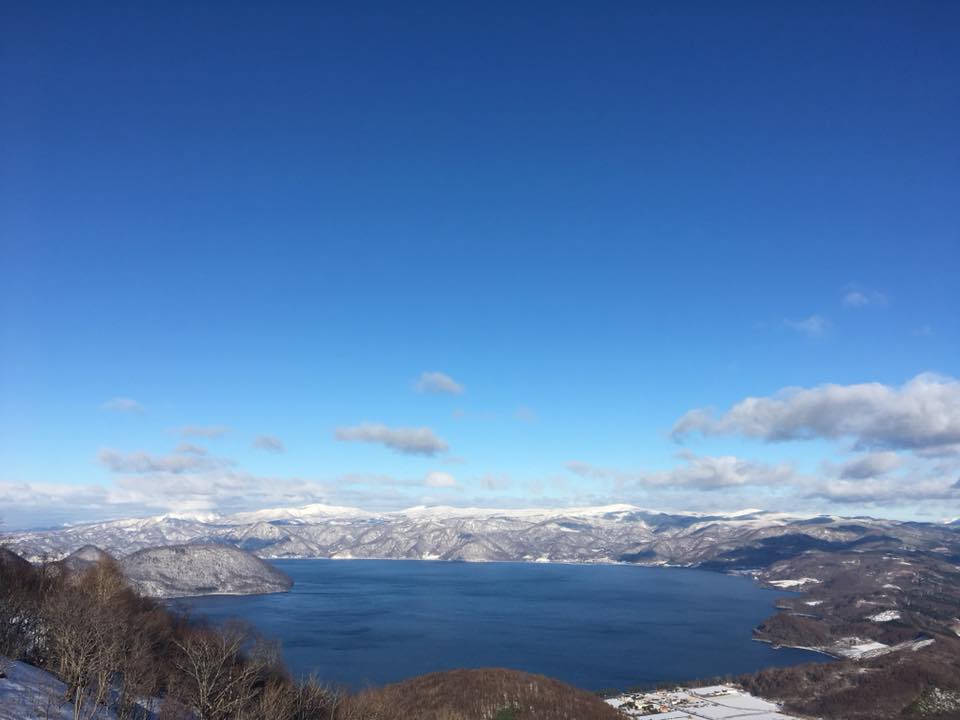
605,683,805,719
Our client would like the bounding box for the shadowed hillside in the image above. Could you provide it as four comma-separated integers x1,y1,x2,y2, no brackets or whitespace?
342,668,621,720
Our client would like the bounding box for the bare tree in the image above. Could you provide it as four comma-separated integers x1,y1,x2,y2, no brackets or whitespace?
171,621,274,720
0,547,42,663
256,675,341,720
42,559,134,720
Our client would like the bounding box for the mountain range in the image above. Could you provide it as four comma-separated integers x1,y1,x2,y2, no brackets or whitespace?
5,503,958,572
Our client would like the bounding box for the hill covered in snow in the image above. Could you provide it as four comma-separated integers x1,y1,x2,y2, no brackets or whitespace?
119,544,293,599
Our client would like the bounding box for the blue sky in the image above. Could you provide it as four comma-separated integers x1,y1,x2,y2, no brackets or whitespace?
1,1,958,528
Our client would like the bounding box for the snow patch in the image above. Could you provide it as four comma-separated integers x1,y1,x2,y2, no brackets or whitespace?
769,577,821,588
832,639,890,659
0,658,159,719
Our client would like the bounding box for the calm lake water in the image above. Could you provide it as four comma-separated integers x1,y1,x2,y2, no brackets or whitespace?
178,559,825,690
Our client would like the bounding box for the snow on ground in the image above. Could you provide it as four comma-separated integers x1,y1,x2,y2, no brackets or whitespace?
867,610,901,622
0,658,158,720
606,684,803,719
0,658,115,720
768,578,820,588
831,638,890,659
827,635,936,660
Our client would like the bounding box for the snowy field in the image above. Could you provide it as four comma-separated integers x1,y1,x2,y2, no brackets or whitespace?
0,658,158,720
606,684,806,719
1,659,112,720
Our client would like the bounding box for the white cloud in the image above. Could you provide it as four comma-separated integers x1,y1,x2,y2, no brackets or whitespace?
335,423,449,456
784,314,829,337
414,371,465,395
178,425,231,438
253,434,285,453
672,373,960,453
425,471,458,488
100,397,144,414
842,286,887,308
843,291,869,307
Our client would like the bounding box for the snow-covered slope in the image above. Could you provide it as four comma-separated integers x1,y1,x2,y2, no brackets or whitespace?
0,658,156,720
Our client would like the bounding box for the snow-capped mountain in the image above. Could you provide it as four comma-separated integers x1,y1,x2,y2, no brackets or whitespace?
5,503,958,570
223,502,381,525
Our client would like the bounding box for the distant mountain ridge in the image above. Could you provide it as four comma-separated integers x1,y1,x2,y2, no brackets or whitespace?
5,503,958,572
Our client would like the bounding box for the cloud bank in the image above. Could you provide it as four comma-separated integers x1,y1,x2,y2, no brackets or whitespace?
567,452,798,491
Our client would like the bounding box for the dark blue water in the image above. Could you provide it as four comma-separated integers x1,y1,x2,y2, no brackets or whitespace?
178,559,826,690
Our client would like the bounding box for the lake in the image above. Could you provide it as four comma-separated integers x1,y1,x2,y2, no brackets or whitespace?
178,559,826,690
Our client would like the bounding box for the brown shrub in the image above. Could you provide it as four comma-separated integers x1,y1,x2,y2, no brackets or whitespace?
340,668,621,720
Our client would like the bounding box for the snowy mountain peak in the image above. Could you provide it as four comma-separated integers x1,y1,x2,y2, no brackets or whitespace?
395,503,646,520
224,502,380,524
156,511,223,523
